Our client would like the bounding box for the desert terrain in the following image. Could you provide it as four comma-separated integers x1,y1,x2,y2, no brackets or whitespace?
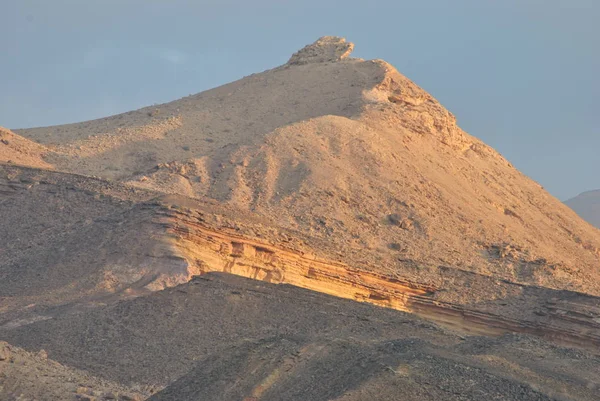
1,37,599,400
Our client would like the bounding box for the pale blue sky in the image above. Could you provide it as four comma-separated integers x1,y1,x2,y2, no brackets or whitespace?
1,0,598,200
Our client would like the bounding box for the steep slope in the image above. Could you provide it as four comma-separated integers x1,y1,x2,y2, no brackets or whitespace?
13,37,600,296
566,190,600,228
0,126,52,169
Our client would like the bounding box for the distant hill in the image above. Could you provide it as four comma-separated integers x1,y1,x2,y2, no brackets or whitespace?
566,190,600,228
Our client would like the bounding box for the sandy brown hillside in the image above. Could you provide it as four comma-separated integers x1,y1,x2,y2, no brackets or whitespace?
13,36,600,295
566,190,600,228
0,126,51,169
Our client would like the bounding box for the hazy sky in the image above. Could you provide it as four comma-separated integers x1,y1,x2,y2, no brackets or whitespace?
1,0,598,200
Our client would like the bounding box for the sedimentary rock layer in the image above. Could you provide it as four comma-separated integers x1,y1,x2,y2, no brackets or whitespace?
156,204,600,351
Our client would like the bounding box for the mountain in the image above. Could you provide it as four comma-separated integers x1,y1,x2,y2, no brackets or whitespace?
2,37,600,400
13,37,600,296
566,190,600,228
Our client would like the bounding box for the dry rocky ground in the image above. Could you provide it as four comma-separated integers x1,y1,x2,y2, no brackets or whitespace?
1,37,600,400
2,274,599,401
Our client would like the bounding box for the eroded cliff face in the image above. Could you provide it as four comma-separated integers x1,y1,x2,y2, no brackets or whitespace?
150,202,600,350
4,37,600,357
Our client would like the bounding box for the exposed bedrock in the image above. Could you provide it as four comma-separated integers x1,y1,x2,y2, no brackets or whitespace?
154,205,600,351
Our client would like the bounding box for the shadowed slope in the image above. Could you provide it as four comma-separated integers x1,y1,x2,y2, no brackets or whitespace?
2,274,598,401
566,190,600,228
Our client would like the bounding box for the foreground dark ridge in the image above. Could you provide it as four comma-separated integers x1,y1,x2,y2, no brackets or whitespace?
4,273,599,401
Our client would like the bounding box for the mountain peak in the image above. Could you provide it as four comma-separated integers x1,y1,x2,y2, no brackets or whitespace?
10,36,600,298
287,36,354,65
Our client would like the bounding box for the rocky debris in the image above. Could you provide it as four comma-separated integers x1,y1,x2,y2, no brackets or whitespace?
74,389,144,401
0,341,12,361
387,213,414,230
149,335,571,401
3,274,600,401
287,36,354,65
120,395,144,401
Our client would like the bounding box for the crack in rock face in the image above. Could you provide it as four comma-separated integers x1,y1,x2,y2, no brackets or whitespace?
287,36,355,65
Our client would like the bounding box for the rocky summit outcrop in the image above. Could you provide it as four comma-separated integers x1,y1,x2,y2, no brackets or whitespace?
3,37,600,400
566,190,600,228
287,36,355,65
